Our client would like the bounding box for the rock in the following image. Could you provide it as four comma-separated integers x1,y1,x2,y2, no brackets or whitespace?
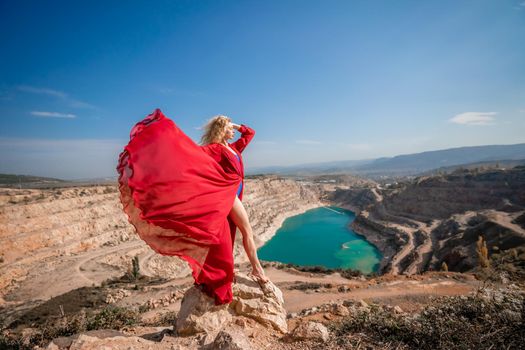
68,334,157,350
342,299,355,307
175,286,233,336
47,330,125,349
210,327,253,350
393,305,404,314
176,272,288,337
230,272,288,333
338,285,351,292
45,342,60,350
145,291,183,309
358,299,369,308
290,321,329,342
331,303,350,316
104,288,131,304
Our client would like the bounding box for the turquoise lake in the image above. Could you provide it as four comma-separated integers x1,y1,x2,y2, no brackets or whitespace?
257,206,382,274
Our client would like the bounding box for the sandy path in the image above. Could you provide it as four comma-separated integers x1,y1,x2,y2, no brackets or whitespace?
244,265,479,314
403,220,441,275
485,210,525,236
5,240,145,302
115,265,480,319
388,223,415,274
282,279,476,313
371,187,383,202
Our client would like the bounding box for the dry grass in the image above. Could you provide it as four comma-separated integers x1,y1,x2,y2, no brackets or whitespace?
1,306,140,349
328,285,524,350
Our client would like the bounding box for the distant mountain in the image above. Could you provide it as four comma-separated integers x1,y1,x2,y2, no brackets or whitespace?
417,159,525,176
0,174,117,189
248,158,374,176
354,143,525,176
0,173,66,185
246,143,525,178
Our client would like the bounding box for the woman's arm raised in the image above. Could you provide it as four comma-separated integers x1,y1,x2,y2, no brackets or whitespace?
230,124,255,153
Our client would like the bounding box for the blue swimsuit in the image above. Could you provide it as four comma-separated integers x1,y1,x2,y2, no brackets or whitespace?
234,153,243,197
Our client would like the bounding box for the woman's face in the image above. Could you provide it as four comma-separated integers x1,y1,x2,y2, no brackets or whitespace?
223,123,235,141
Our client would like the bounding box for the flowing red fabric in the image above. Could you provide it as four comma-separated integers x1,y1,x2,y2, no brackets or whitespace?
116,108,253,305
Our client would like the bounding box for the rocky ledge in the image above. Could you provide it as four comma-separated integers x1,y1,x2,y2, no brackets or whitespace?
329,167,525,275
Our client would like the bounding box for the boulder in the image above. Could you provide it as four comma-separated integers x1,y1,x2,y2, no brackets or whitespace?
209,327,253,350
175,272,288,337
330,303,350,316
67,334,157,350
230,273,288,333
393,305,404,314
175,286,233,336
358,299,369,308
290,321,329,342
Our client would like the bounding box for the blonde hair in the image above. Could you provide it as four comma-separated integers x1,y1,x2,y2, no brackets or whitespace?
199,115,232,145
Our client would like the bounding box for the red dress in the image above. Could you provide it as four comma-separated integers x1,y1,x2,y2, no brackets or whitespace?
116,109,255,305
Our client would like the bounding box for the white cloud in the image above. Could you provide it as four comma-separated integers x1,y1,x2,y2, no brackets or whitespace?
31,111,77,119
295,139,322,145
449,112,497,125
17,85,67,98
68,99,97,109
17,85,96,109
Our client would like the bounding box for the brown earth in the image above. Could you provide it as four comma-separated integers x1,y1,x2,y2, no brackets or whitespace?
1,172,524,349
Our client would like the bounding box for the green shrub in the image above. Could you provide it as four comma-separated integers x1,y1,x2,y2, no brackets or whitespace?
289,282,332,291
86,306,140,330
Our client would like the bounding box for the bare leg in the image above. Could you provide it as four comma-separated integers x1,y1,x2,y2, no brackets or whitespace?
229,196,269,283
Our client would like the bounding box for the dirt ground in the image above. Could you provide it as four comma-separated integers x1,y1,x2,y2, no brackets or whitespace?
0,261,483,333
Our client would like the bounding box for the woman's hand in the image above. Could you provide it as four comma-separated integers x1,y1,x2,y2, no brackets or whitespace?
230,122,241,130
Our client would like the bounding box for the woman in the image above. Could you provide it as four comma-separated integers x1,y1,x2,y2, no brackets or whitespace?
116,109,268,306
199,115,269,285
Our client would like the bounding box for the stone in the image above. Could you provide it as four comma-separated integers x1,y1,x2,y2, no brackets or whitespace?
230,272,288,333
45,342,60,350
393,305,404,314
210,327,253,350
358,299,369,308
331,303,350,316
175,272,288,337
290,321,329,342
175,286,233,336
68,334,157,350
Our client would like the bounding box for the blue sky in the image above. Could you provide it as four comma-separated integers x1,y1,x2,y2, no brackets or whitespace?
1,0,524,179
